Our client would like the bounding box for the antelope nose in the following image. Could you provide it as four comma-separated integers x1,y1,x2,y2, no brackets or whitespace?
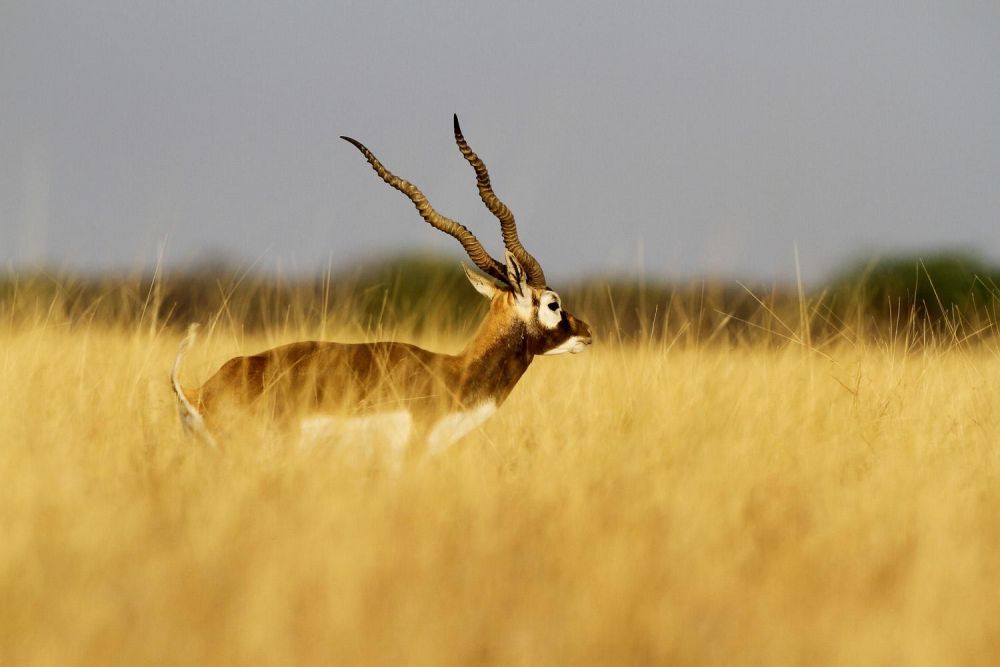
571,335,592,354
574,320,593,352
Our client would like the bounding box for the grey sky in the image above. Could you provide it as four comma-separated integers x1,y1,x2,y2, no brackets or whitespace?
2,1,998,283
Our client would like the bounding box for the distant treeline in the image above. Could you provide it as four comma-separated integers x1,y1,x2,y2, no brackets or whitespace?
2,252,999,345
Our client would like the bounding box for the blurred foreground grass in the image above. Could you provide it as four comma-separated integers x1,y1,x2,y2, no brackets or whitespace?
2,258,1000,664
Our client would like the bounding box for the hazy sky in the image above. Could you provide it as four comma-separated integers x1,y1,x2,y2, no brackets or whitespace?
2,2,999,283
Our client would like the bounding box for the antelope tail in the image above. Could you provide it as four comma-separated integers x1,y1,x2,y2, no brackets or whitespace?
171,324,218,448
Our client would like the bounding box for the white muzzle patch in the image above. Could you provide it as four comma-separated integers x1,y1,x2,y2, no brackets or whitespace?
542,335,591,356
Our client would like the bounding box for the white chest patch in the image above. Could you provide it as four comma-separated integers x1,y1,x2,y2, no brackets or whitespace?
299,410,413,468
426,401,497,456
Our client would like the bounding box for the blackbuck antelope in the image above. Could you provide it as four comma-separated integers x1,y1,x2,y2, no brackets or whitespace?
171,116,592,458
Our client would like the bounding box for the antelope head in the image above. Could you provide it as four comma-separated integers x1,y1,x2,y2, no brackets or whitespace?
462,251,592,356
341,115,592,358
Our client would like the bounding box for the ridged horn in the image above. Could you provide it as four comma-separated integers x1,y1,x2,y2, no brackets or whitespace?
452,114,546,287
341,135,508,283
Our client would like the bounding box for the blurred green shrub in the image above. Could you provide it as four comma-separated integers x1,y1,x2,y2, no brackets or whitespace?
830,253,1000,326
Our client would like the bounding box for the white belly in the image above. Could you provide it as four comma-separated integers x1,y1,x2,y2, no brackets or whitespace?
299,410,413,469
297,400,497,464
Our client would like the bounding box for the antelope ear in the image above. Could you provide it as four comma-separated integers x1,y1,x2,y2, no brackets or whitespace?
504,250,528,298
462,264,500,299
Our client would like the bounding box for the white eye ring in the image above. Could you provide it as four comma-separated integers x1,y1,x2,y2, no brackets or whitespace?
547,301,559,311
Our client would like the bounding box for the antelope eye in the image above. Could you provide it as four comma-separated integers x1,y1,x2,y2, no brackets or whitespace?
547,302,559,311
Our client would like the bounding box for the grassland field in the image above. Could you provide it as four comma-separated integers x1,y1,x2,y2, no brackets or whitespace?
2,295,1000,665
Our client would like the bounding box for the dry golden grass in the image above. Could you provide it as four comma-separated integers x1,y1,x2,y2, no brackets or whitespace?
2,305,1000,666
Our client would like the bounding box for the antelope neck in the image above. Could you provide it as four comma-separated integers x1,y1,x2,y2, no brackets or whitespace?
458,305,534,405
